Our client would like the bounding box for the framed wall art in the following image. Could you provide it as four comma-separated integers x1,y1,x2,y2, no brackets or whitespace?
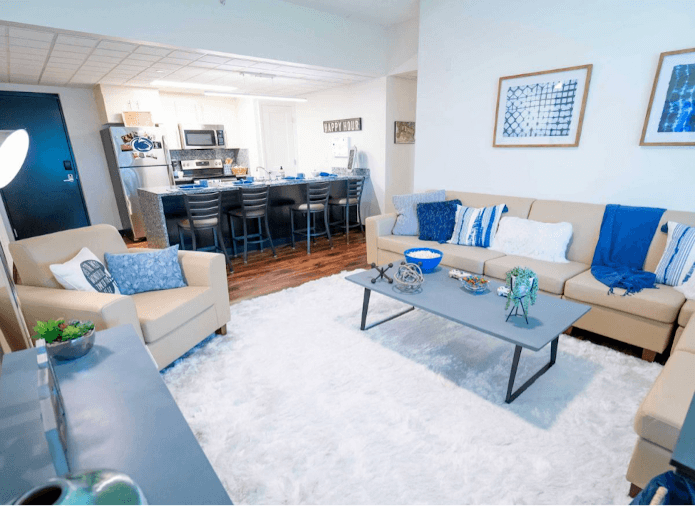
395,121,415,144
640,47,695,146
493,64,592,147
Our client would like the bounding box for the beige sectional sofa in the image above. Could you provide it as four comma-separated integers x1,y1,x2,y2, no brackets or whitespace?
367,191,694,361
9,224,231,369
367,190,695,493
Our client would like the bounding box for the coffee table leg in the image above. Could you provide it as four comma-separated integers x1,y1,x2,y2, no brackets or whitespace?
359,287,415,331
505,336,559,404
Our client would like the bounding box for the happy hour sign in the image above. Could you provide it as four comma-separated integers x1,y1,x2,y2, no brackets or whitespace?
323,118,362,133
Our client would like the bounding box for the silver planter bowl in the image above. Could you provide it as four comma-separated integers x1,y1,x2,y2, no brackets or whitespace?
13,469,147,504
46,329,95,362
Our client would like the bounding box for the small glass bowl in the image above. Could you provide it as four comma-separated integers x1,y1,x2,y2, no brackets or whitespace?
460,275,489,293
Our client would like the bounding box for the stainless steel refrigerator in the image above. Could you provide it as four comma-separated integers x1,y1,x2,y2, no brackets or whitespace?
100,126,173,240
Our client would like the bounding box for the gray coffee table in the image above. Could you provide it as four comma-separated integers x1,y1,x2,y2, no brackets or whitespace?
346,266,590,403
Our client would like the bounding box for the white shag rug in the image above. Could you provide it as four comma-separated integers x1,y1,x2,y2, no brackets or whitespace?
162,270,663,505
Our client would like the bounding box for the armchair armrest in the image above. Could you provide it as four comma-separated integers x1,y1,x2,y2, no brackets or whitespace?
366,213,397,265
178,250,231,325
15,285,143,341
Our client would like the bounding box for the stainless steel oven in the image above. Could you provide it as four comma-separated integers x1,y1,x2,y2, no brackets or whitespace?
178,124,226,149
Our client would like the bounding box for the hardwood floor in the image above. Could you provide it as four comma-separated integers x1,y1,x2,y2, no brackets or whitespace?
125,231,369,304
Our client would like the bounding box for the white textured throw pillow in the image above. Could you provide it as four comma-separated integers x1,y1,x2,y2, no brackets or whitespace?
491,217,572,263
50,247,120,294
675,275,695,300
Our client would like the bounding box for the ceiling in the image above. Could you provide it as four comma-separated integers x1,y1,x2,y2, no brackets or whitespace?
0,22,378,97
281,0,419,27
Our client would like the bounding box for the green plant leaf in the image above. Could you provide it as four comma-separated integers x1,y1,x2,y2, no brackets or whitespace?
32,319,64,343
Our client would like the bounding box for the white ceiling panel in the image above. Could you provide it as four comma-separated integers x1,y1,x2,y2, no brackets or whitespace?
8,27,54,41
133,46,171,57
97,40,137,52
1,21,375,97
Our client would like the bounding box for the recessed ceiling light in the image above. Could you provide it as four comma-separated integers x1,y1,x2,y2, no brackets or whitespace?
150,80,238,92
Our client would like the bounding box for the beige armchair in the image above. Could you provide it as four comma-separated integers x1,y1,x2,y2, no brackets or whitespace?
9,224,231,369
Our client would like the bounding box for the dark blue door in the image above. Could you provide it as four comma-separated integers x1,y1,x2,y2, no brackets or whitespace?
0,92,90,240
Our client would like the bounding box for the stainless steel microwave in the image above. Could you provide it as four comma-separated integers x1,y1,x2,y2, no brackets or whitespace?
178,124,226,149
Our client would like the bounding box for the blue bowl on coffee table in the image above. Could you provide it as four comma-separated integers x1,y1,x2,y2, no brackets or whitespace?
404,248,443,273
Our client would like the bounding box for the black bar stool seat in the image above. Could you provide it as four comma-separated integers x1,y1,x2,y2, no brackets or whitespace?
290,181,333,255
329,178,364,244
178,191,233,272
227,185,276,264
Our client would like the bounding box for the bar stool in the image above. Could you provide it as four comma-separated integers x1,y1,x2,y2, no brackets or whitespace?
329,178,364,244
178,191,233,272
227,185,276,264
290,181,333,255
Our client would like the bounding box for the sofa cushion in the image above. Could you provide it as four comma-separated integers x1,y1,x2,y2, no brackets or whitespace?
132,286,214,344
445,191,534,219
644,210,695,273
377,235,504,274
528,200,605,265
564,270,685,323
105,245,187,296
392,190,446,236
491,217,573,263
634,351,695,452
678,299,695,327
484,256,589,295
674,318,695,354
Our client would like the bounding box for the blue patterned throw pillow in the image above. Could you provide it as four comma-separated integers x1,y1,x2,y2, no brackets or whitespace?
448,204,507,248
392,190,446,236
104,245,187,295
417,200,462,243
655,221,695,286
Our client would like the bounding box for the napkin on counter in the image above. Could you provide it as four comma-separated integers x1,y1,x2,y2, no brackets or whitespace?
319,172,338,177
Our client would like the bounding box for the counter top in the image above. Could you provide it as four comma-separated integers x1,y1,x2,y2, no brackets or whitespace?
142,175,365,197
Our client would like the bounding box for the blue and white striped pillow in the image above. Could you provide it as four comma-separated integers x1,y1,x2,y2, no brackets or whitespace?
448,204,506,248
654,222,695,286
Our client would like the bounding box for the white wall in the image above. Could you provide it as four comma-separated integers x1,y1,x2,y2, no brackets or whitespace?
385,76,417,211
387,16,419,76
295,78,387,218
0,83,121,249
415,0,695,211
1,0,388,75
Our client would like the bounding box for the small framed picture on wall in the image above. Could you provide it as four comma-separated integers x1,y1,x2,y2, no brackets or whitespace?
640,47,695,146
395,121,415,144
493,64,593,147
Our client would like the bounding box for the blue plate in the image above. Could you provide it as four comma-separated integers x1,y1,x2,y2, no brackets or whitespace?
179,184,206,189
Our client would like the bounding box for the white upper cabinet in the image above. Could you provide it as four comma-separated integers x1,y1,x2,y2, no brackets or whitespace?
93,84,164,125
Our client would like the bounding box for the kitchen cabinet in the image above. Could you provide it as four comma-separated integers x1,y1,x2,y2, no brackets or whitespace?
93,84,164,125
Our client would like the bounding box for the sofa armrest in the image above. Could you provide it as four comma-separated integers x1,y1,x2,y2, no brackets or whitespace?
16,285,143,341
178,250,231,326
366,213,397,265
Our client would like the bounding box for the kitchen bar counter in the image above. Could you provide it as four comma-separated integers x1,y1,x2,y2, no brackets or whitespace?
138,174,367,249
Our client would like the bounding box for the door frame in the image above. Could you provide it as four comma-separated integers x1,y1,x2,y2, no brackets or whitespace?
0,91,91,240
258,102,299,172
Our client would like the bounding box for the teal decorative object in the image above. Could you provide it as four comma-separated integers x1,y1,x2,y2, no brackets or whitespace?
13,470,147,504
505,267,538,323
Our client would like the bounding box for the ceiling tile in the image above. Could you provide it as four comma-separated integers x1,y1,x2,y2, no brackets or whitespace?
47,56,85,65
247,62,280,71
215,64,250,72
188,61,218,69
80,62,116,70
55,34,99,47
115,63,147,71
120,57,153,67
9,38,52,49
8,27,54,42
97,40,137,52
8,46,49,56
49,50,88,61
168,51,201,60
53,43,93,54
223,58,256,67
92,48,131,58
158,57,192,66
86,54,123,64
150,62,182,70
198,55,228,64
133,46,171,57
11,76,40,84
125,52,161,62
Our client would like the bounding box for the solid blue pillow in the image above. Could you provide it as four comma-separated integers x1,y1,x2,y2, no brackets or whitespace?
104,245,187,295
416,200,462,243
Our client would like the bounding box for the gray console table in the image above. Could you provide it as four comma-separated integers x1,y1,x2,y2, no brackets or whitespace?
0,324,232,505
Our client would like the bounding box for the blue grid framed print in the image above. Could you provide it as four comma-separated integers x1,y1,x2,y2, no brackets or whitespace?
641,47,695,146
493,64,592,147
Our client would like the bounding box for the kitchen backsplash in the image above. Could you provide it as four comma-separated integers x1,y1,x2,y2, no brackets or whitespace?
170,148,249,167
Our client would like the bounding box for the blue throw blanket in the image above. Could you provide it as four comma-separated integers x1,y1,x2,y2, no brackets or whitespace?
591,204,666,295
